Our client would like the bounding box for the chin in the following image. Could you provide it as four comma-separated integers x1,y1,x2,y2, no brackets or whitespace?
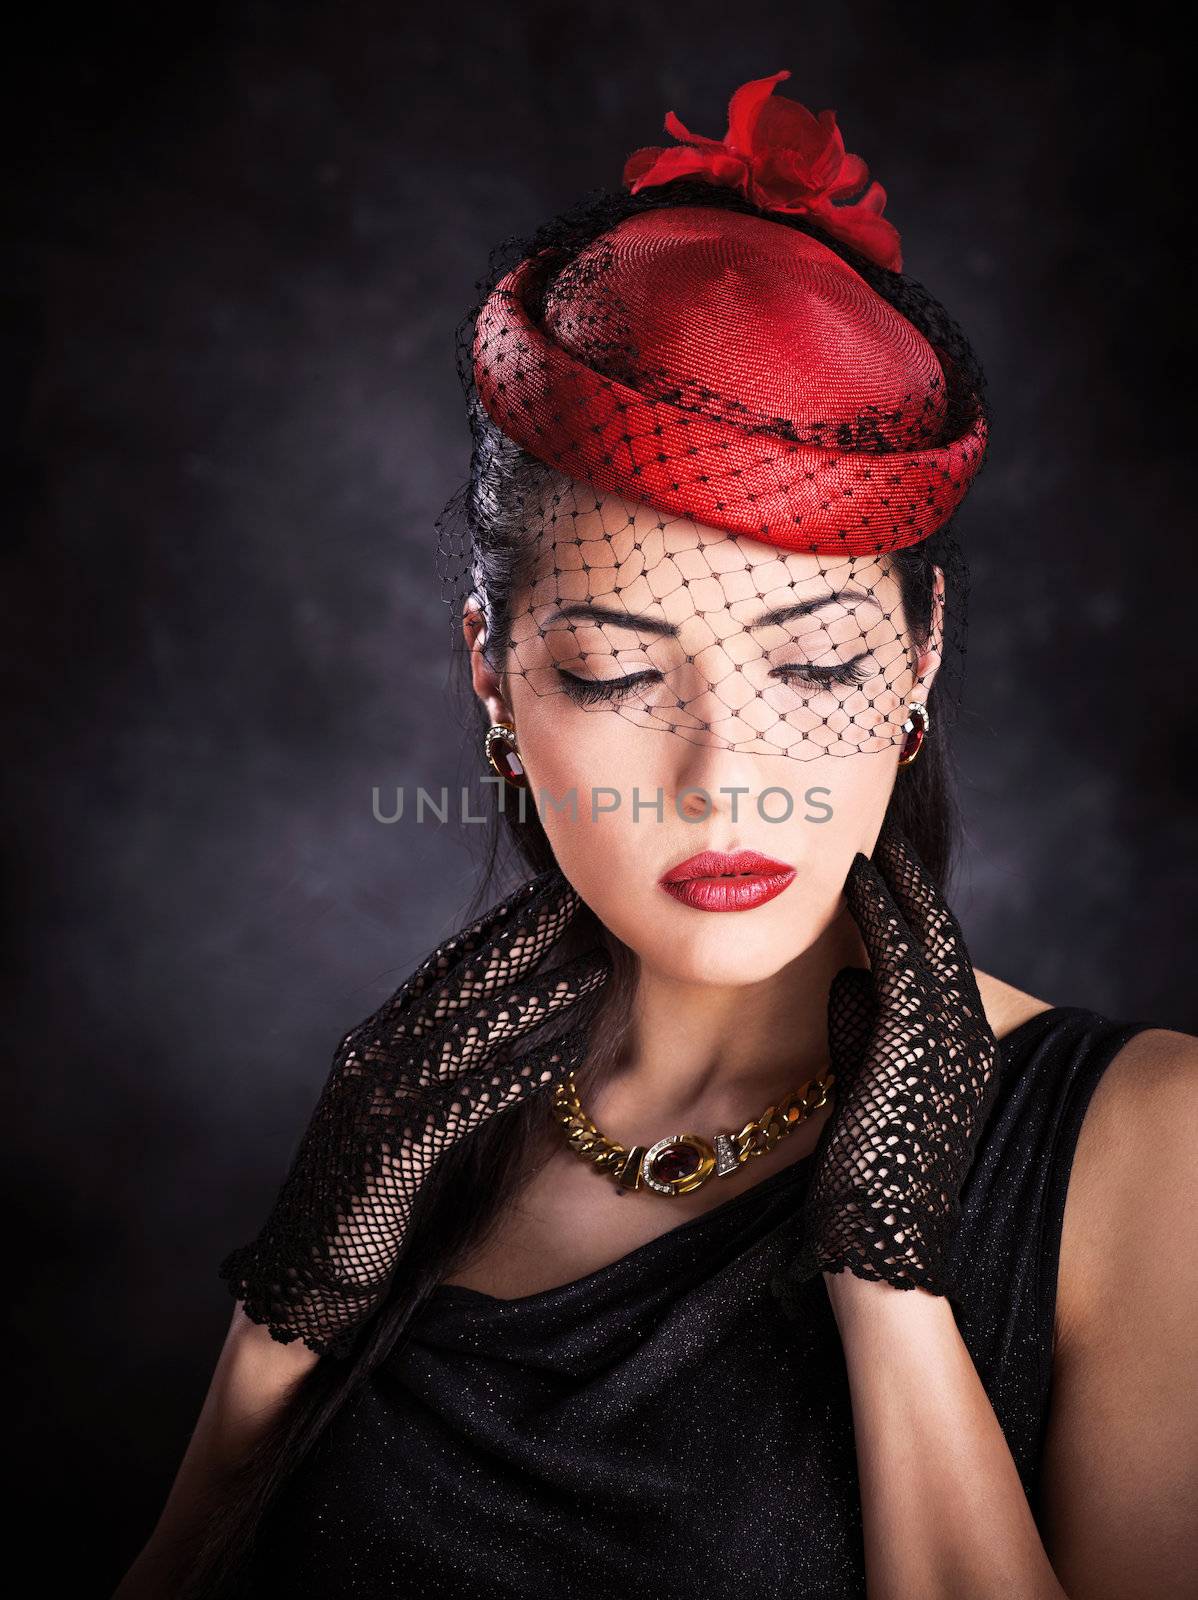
641,944,810,990
583,887,831,988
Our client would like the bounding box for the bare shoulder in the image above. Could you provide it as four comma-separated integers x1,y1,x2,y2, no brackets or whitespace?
1038,1023,1198,1595
972,967,1056,1040
1056,1022,1198,1347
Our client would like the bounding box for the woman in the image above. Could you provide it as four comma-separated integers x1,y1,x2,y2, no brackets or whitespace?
115,72,1197,1600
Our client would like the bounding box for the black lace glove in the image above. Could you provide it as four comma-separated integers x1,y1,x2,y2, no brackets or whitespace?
771,824,1000,1312
218,864,610,1358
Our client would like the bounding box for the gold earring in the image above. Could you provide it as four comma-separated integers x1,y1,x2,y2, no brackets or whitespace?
484,720,529,788
897,702,930,767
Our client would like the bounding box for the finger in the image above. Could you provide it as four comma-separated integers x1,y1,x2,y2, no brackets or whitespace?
419,997,601,1134
415,864,577,992
873,825,984,1016
826,965,875,1089
396,864,584,1023
842,850,930,1006
396,945,611,1085
444,946,611,1071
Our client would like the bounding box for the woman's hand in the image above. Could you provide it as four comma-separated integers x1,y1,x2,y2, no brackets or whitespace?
218,864,611,1358
773,823,1000,1310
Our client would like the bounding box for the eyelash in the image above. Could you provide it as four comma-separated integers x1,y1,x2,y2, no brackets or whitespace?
555,656,871,703
555,669,660,704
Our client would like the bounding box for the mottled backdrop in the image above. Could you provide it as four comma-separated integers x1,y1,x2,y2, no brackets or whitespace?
5,2,1194,1587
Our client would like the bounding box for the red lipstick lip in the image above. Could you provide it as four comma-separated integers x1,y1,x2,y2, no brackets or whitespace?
659,848,794,884
658,849,796,913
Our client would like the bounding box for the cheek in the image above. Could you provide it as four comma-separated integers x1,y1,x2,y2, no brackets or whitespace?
754,759,894,986
507,687,660,869
805,751,896,847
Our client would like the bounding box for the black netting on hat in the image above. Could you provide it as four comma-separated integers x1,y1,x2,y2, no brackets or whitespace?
436,180,988,765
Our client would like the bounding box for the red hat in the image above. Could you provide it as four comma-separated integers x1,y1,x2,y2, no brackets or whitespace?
472,87,987,556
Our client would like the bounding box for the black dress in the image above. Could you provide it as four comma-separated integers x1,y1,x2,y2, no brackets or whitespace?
245,1005,1148,1599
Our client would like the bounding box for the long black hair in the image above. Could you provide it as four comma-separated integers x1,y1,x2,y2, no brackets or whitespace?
176,177,985,1599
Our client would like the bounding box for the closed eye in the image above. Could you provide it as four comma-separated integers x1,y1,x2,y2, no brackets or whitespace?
555,656,873,703
772,655,871,690
555,668,660,703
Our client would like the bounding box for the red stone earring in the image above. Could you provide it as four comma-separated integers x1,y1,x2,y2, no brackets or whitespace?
484,720,530,788
897,702,930,767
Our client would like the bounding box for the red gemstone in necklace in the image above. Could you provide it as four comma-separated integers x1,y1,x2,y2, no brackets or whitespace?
647,1140,701,1185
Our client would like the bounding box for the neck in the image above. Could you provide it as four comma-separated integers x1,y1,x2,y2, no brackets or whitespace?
589,907,867,1134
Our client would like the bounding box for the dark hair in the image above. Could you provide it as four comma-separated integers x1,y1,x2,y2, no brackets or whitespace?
176,179,984,1598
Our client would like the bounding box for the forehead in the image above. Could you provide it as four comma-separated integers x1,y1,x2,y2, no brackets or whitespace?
524,485,901,619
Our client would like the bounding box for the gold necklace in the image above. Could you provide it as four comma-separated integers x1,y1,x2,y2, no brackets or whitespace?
551,1069,835,1197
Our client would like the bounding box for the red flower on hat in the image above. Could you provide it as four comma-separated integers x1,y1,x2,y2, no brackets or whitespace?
622,70,903,273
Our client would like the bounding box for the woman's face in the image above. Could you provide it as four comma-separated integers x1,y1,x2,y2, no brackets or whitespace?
468,490,942,987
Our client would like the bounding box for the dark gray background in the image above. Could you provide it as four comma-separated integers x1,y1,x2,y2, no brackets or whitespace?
5,1,1194,1586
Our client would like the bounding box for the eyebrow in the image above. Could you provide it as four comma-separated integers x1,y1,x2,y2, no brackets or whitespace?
543,589,880,637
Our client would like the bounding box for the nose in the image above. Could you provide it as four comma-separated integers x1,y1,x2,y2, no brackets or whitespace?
665,718,774,825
